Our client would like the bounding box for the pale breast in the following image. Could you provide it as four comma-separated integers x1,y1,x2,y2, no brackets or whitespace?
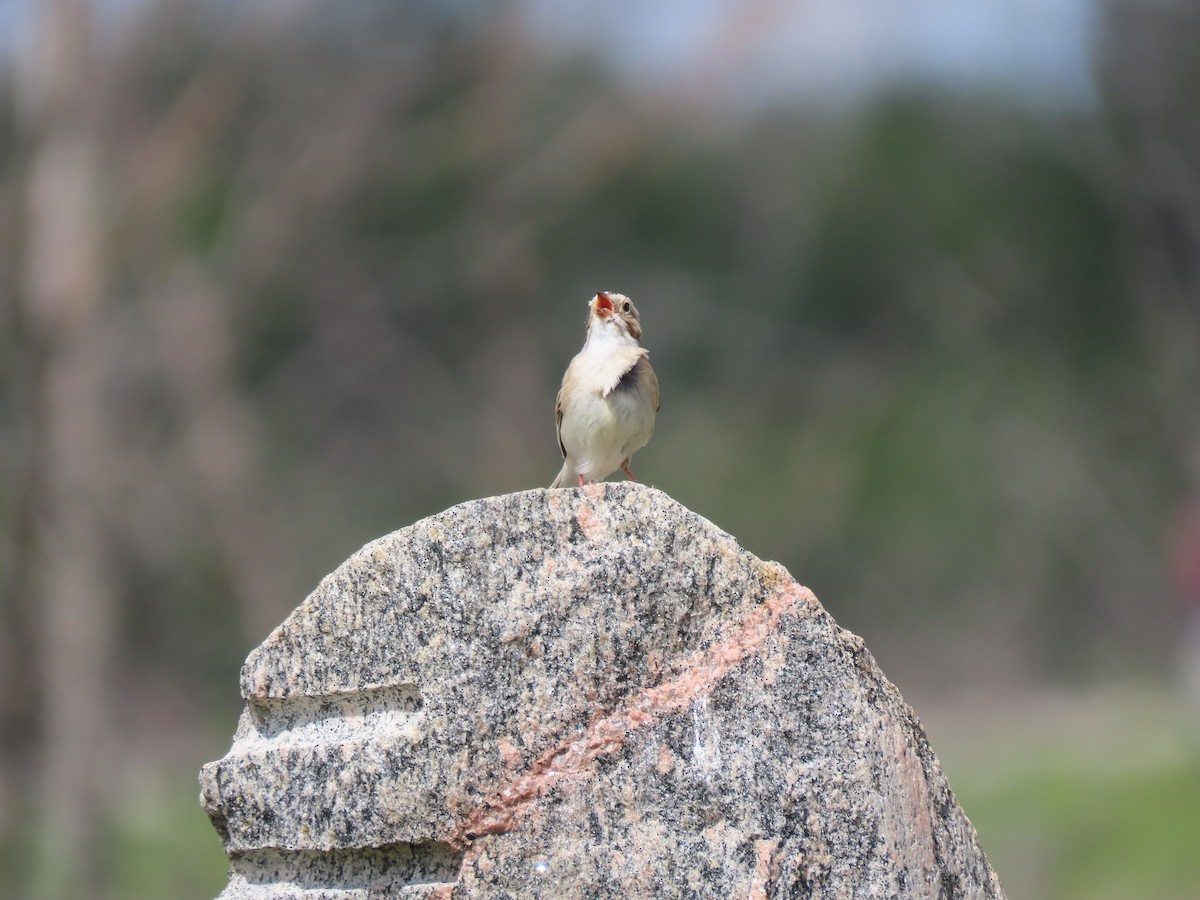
561,373,653,480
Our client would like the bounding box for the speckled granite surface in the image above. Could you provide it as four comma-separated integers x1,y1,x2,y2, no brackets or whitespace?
200,483,1004,898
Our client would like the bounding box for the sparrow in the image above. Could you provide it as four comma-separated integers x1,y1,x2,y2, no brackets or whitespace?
551,291,660,489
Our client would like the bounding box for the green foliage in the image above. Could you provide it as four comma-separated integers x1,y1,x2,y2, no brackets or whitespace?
6,0,1187,700
173,163,235,256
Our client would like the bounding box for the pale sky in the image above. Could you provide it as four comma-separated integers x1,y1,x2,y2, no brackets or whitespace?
0,0,1102,108
521,0,1102,107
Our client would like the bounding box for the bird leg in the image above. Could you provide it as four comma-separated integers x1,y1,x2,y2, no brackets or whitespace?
621,462,638,483
577,473,586,487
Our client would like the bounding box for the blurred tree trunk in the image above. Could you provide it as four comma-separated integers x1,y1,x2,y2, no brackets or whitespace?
149,266,302,644
1100,1,1200,331
20,0,116,895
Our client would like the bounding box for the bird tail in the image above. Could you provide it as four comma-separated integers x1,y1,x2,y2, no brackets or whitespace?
550,460,575,489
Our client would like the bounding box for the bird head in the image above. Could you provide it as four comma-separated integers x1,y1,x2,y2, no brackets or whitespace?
589,291,642,341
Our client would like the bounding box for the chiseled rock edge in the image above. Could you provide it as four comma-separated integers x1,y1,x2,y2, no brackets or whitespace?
200,483,1004,899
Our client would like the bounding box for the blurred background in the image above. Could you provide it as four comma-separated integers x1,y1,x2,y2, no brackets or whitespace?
1,0,1199,897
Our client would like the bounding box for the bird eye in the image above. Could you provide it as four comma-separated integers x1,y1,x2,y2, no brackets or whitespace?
622,301,631,312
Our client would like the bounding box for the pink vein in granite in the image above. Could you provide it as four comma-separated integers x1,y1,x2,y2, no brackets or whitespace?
446,572,816,850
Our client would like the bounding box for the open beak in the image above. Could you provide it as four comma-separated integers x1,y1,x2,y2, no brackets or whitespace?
594,291,614,318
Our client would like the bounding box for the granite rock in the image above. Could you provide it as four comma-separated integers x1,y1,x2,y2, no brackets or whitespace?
200,483,1004,898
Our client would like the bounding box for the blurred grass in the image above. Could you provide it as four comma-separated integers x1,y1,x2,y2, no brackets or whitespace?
962,755,1200,900
2,771,228,900
108,775,229,900
925,684,1200,900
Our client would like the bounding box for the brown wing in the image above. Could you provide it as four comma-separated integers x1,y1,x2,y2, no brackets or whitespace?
625,355,660,412
645,357,661,412
555,386,566,458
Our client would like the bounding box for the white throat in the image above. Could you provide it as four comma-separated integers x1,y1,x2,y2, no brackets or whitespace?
584,316,638,353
